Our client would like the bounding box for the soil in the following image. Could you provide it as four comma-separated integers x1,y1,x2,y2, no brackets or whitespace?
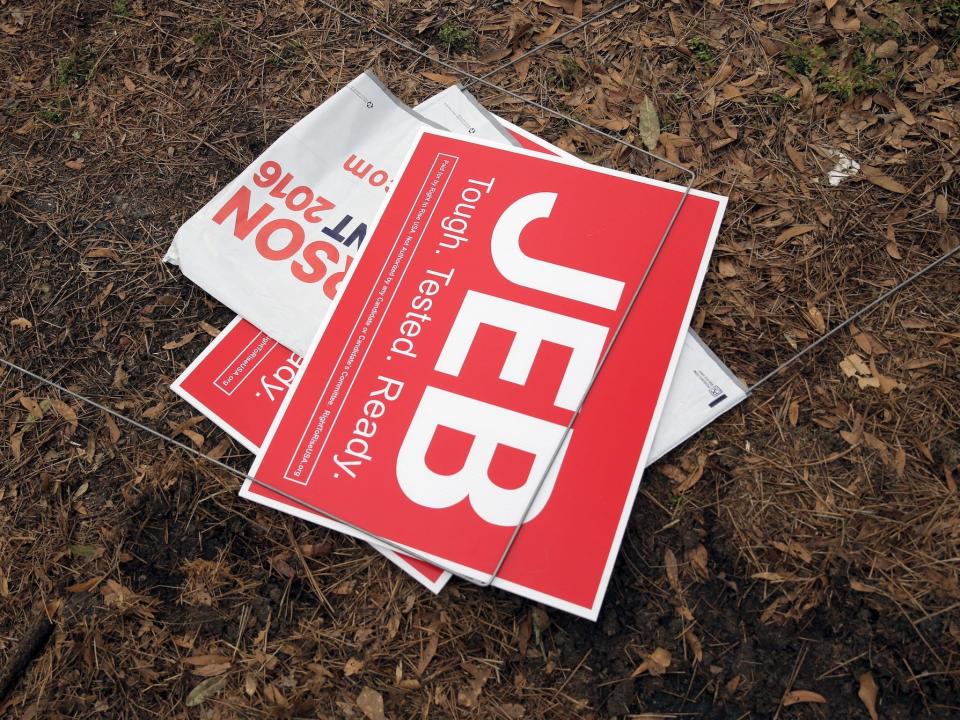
1,1,959,718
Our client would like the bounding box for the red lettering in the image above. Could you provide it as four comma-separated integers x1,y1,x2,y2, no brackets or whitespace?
252,160,282,188
212,186,274,240
285,186,313,212
323,255,354,299
304,196,336,223
292,240,339,283
255,218,304,261
268,173,294,199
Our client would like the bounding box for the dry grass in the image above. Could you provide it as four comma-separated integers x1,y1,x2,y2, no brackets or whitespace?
1,0,959,717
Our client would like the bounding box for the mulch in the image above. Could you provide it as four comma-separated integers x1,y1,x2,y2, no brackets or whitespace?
1,1,958,717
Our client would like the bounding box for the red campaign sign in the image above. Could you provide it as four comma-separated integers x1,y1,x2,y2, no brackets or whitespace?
171,319,448,591
171,317,299,453
248,129,725,618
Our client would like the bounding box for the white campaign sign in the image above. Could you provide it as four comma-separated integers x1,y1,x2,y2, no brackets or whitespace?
165,73,514,355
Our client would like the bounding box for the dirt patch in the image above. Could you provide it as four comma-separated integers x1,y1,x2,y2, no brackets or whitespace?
2,0,959,718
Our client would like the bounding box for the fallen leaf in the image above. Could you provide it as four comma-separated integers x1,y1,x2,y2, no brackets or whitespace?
594,117,630,132
103,412,122,443
65,158,85,170
776,224,817,244
416,624,439,675
66,576,104,593
664,548,681,594
10,317,32,329
85,248,120,260
123,75,137,92
785,141,806,172
49,398,78,430
807,305,826,334
185,675,227,707
19,396,44,418
457,663,492,707
192,662,231,677
357,687,385,720
858,672,879,720
718,259,738,278
162,331,197,350
631,647,671,677
861,165,909,194
421,71,459,84
637,95,660,152
684,628,703,663
10,433,22,462
685,544,709,580
782,689,827,706
935,194,948,222
874,39,898,58
840,353,870,377
344,657,364,677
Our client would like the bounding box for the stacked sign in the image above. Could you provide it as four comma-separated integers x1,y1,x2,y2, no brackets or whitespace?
166,71,743,618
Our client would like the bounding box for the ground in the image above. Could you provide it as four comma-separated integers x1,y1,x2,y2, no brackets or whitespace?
1,1,959,718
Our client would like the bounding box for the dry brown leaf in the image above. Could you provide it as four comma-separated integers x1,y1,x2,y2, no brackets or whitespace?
874,39,899,58
776,224,816,244
718,259,738,278
783,689,827,706
192,662,231,677
421,71,458,84
66,576,104,593
10,432,23,462
344,657,364,677
861,165,909,194
10,317,32,329
807,305,826,334
858,672,879,720
684,629,703,663
65,158,85,170
631,647,671,677
162,330,197,350
184,654,231,666
840,353,869,377
19,395,44,418
784,140,806,172
103,412,122,443
86,247,120,260
185,676,227,707
417,626,439,675
753,571,791,582
49,398,78,431
788,400,800,426
664,548,681,595
123,75,137,92
935,194,948,222
637,95,660,152
356,686,386,720
686,544,709,580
